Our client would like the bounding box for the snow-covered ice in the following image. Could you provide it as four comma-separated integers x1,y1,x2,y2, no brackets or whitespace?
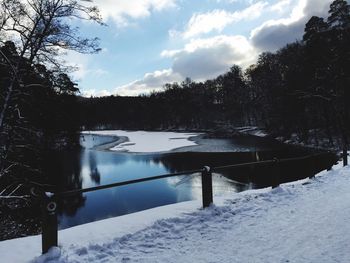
1,162,350,262
82,130,200,152
236,126,268,137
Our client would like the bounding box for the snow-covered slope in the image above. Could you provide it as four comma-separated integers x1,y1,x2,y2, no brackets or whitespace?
1,162,349,263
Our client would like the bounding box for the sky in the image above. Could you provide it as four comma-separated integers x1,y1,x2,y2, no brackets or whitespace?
68,0,334,97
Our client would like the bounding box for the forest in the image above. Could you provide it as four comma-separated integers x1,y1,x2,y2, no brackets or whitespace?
0,0,349,205
0,0,348,191
0,0,348,242
0,0,103,218
80,0,350,151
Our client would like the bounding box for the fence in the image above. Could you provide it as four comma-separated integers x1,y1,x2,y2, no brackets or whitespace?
31,152,335,254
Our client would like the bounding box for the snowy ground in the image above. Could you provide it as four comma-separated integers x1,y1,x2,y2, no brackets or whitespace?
82,130,200,152
235,126,268,137
1,161,349,262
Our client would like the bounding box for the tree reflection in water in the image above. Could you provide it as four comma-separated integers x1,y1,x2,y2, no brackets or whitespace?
152,150,337,189
51,136,337,227
45,148,86,217
88,151,101,185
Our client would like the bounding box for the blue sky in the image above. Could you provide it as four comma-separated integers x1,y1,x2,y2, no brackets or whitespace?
68,0,333,97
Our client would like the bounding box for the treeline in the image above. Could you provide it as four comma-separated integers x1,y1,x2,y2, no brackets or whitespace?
80,0,350,148
80,70,251,130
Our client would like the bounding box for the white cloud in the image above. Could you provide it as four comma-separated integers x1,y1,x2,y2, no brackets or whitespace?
115,35,257,96
114,69,182,96
82,89,112,97
95,0,177,26
71,63,108,80
64,50,109,81
90,0,335,97
269,0,292,13
166,35,257,79
181,1,267,38
64,51,90,79
250,0,332,51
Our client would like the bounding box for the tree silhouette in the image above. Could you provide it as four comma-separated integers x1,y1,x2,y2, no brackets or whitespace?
0,0,103,193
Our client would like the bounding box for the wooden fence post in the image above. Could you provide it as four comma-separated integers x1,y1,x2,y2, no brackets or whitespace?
42,196,58,254
201,166,213,208
343,147,348,166
272,158,280,188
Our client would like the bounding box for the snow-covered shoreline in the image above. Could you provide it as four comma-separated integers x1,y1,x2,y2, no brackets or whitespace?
234,126,342,153
2,160,350,262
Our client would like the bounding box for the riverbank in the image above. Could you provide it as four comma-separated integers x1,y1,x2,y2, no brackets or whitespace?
1,160,349,262
232,126,344,154
83,126,344,154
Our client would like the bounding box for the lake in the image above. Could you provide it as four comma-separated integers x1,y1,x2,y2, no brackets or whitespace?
46,132,337,229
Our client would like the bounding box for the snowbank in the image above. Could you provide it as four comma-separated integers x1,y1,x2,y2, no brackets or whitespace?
0,201,201,263
82,130,200,152
1,162,350,262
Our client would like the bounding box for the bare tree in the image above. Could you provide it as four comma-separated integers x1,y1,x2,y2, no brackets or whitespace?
0,0,103,129
0,0,103,184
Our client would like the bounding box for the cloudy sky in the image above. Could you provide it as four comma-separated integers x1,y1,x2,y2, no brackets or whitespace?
71,0,333,97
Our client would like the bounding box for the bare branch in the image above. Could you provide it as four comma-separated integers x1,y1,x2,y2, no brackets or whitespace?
8,183,23,196
0,195,31,200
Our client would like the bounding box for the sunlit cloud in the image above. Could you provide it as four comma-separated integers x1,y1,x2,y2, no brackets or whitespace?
115,35,257,96
165,35,257,79
250,0,332,51
269,0,293,13
79,0,335,97
82,89,112,97
64,51,109,82
178,1,267,39
95,0,177,26
114,69,182,96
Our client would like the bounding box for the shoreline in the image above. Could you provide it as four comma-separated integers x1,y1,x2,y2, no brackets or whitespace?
82,128,339,154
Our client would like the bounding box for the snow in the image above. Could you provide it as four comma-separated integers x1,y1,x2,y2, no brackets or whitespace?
82,130,200,152
1,162,350,262
236,126,268,137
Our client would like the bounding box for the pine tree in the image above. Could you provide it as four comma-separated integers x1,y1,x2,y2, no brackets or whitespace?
303,16,328,43
327,0,350,29
327,0,350,160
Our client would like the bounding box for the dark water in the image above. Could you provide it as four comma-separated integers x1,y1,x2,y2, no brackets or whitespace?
46,134,337,229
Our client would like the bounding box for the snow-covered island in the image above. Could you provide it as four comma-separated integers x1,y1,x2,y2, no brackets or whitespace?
1,159,349,263
82,130,201,153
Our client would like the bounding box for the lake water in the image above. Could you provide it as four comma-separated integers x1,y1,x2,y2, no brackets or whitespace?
47,133,337,229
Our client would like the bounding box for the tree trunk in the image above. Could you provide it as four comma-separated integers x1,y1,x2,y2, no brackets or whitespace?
0,78,15,132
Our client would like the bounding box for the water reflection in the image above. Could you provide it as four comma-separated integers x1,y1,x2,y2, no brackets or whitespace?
166,173,251,202
44,149,86,217
88,151,101,185
50,134,337,229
